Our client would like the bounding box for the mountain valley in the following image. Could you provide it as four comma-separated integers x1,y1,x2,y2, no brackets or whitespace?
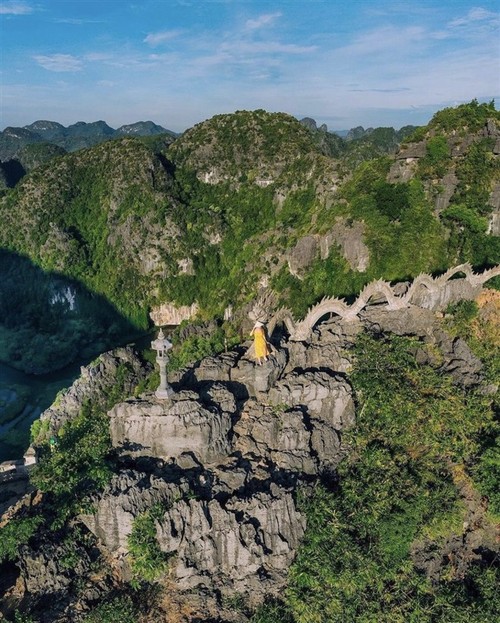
0,99,498,623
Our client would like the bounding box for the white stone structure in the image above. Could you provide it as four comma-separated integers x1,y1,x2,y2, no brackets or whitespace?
151,329,174,399
265,262,500,342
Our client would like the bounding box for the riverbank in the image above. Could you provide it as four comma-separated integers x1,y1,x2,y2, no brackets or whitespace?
0,329,158,462
0,361,81,462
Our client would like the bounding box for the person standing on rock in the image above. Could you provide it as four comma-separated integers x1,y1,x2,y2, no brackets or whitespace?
250,321,271,365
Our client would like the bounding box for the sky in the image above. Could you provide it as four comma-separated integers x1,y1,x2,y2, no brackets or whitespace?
0,0,499,133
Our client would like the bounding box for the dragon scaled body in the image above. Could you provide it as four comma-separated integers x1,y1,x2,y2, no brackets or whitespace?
268,263,500,342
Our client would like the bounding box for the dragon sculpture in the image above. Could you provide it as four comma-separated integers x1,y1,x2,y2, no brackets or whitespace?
264,263,500,342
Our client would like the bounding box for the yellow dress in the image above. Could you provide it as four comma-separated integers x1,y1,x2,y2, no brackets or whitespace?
253,326,270,358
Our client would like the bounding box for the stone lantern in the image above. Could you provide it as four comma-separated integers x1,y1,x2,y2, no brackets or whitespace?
151,328,174,399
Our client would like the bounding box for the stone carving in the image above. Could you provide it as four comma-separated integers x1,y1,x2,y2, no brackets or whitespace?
268,263,500,342
151,328,174,399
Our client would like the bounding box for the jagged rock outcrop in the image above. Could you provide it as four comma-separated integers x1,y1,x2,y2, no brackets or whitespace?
149,302,200,326
287,236,318,278
321,218,370,271
388,118,500,213
68,327,358,613
82,470,188,554
6,290,497,622
157,488,305,598
35,347,151,437
286,221,370,277
109,389,235,465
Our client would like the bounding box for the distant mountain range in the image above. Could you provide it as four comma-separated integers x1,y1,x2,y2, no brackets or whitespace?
0,114,422,190
2,119,177,155
0,120,178,188
298,117,419,165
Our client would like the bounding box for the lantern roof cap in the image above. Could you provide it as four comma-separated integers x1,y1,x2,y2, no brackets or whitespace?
151,328,173,351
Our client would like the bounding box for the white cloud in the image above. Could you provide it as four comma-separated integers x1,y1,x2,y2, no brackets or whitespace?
0,1,33,15
245,12,282,31
144,30,182,46
34,54,84,72
335,25,427,59
85,53,113,62
54,18,105,25
448,7,497,28
221,40,316,56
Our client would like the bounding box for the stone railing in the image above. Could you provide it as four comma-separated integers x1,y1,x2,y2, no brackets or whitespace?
267,263,500,342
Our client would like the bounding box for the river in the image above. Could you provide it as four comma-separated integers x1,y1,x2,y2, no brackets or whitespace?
0,360,83,462
0,330,160,463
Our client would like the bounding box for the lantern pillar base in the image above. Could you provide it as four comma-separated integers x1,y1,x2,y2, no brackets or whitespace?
155,386,174,400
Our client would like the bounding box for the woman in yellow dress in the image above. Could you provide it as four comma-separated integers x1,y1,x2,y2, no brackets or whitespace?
250,321,271,365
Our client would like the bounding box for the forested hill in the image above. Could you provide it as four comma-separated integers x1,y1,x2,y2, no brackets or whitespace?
0,100,499,623
0,100,498,345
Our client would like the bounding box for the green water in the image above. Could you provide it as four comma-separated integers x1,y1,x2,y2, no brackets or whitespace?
0,360,82,462
0,331,157,462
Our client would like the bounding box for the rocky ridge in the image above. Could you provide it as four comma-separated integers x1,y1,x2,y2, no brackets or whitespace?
1,297,495,622
389,116,500,229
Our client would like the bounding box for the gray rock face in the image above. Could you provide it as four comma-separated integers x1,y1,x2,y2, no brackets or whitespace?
157,489,305,595
82,470,187,553
434,332,483,387
285,316,362,373
388,157,419,183
0,469,33,519
395,142,427,159
20,539,94,596
231,348,288,398
488,183,500,235
77,303,486,616
150,301,199,326
233,402,317,474
360,306,437,338
36,347,150,437
109,390,234,465
268,370,355,429
287,236,318,277
286,222,370,276
193,351,239,383
434,171,458,213
321,218,370,272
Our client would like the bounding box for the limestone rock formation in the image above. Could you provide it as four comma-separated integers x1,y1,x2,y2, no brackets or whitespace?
287,235,318,278
35,346,151,437
149,302,199,326
287,222,370,277
321,218,370,271
109,389,234,465
5,288,497,622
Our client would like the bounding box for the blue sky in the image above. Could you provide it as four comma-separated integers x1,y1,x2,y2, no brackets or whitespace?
1,0,499,132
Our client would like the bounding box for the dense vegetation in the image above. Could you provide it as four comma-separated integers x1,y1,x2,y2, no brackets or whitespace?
0,101,498,334
409,99,498,141
0,250,137,374
252,301,499,622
